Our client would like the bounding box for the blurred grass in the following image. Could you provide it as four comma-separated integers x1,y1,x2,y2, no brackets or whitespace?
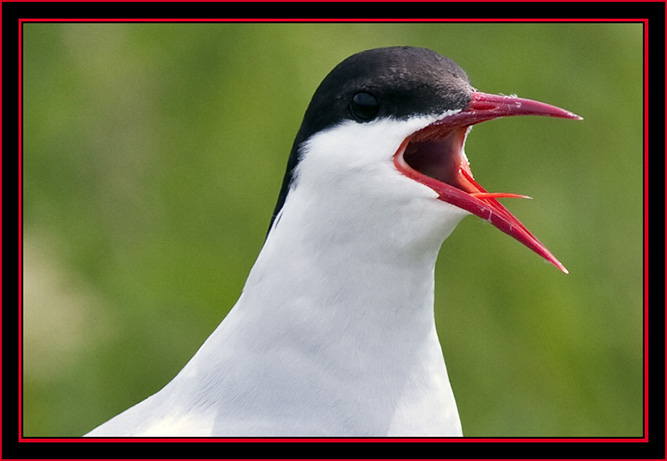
21,22,643,437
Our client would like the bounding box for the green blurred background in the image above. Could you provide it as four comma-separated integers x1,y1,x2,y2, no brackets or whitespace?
21,22,643,437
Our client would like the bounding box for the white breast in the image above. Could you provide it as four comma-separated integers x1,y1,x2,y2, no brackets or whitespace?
86,116,469,437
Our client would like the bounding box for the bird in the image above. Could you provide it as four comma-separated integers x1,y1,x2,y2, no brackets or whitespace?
85,46,580,437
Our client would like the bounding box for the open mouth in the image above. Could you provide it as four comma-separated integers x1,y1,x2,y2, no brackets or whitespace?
394,92,581,273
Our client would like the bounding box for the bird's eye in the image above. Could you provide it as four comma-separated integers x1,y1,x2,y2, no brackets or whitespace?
350,91,379,122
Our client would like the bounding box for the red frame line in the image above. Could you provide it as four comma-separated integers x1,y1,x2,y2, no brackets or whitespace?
16,17,651,446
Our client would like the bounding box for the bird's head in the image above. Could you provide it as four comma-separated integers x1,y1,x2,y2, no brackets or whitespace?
270,47,580,271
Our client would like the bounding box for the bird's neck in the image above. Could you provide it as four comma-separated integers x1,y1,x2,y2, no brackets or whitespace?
177,187,467,435
241,185,465,356
248,224,439,342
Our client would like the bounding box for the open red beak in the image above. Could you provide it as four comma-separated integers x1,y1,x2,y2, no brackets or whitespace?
394,91,581,273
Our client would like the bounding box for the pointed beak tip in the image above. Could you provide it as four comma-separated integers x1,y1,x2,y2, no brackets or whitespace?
549,258,569,274
563,110,583,121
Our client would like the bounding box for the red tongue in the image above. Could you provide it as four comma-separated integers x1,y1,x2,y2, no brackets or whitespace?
439,160,569,274
461,169,531,201
458,167,537,246
394,91,580,274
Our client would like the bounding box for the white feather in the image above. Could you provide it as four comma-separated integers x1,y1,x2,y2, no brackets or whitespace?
86,114,469,437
